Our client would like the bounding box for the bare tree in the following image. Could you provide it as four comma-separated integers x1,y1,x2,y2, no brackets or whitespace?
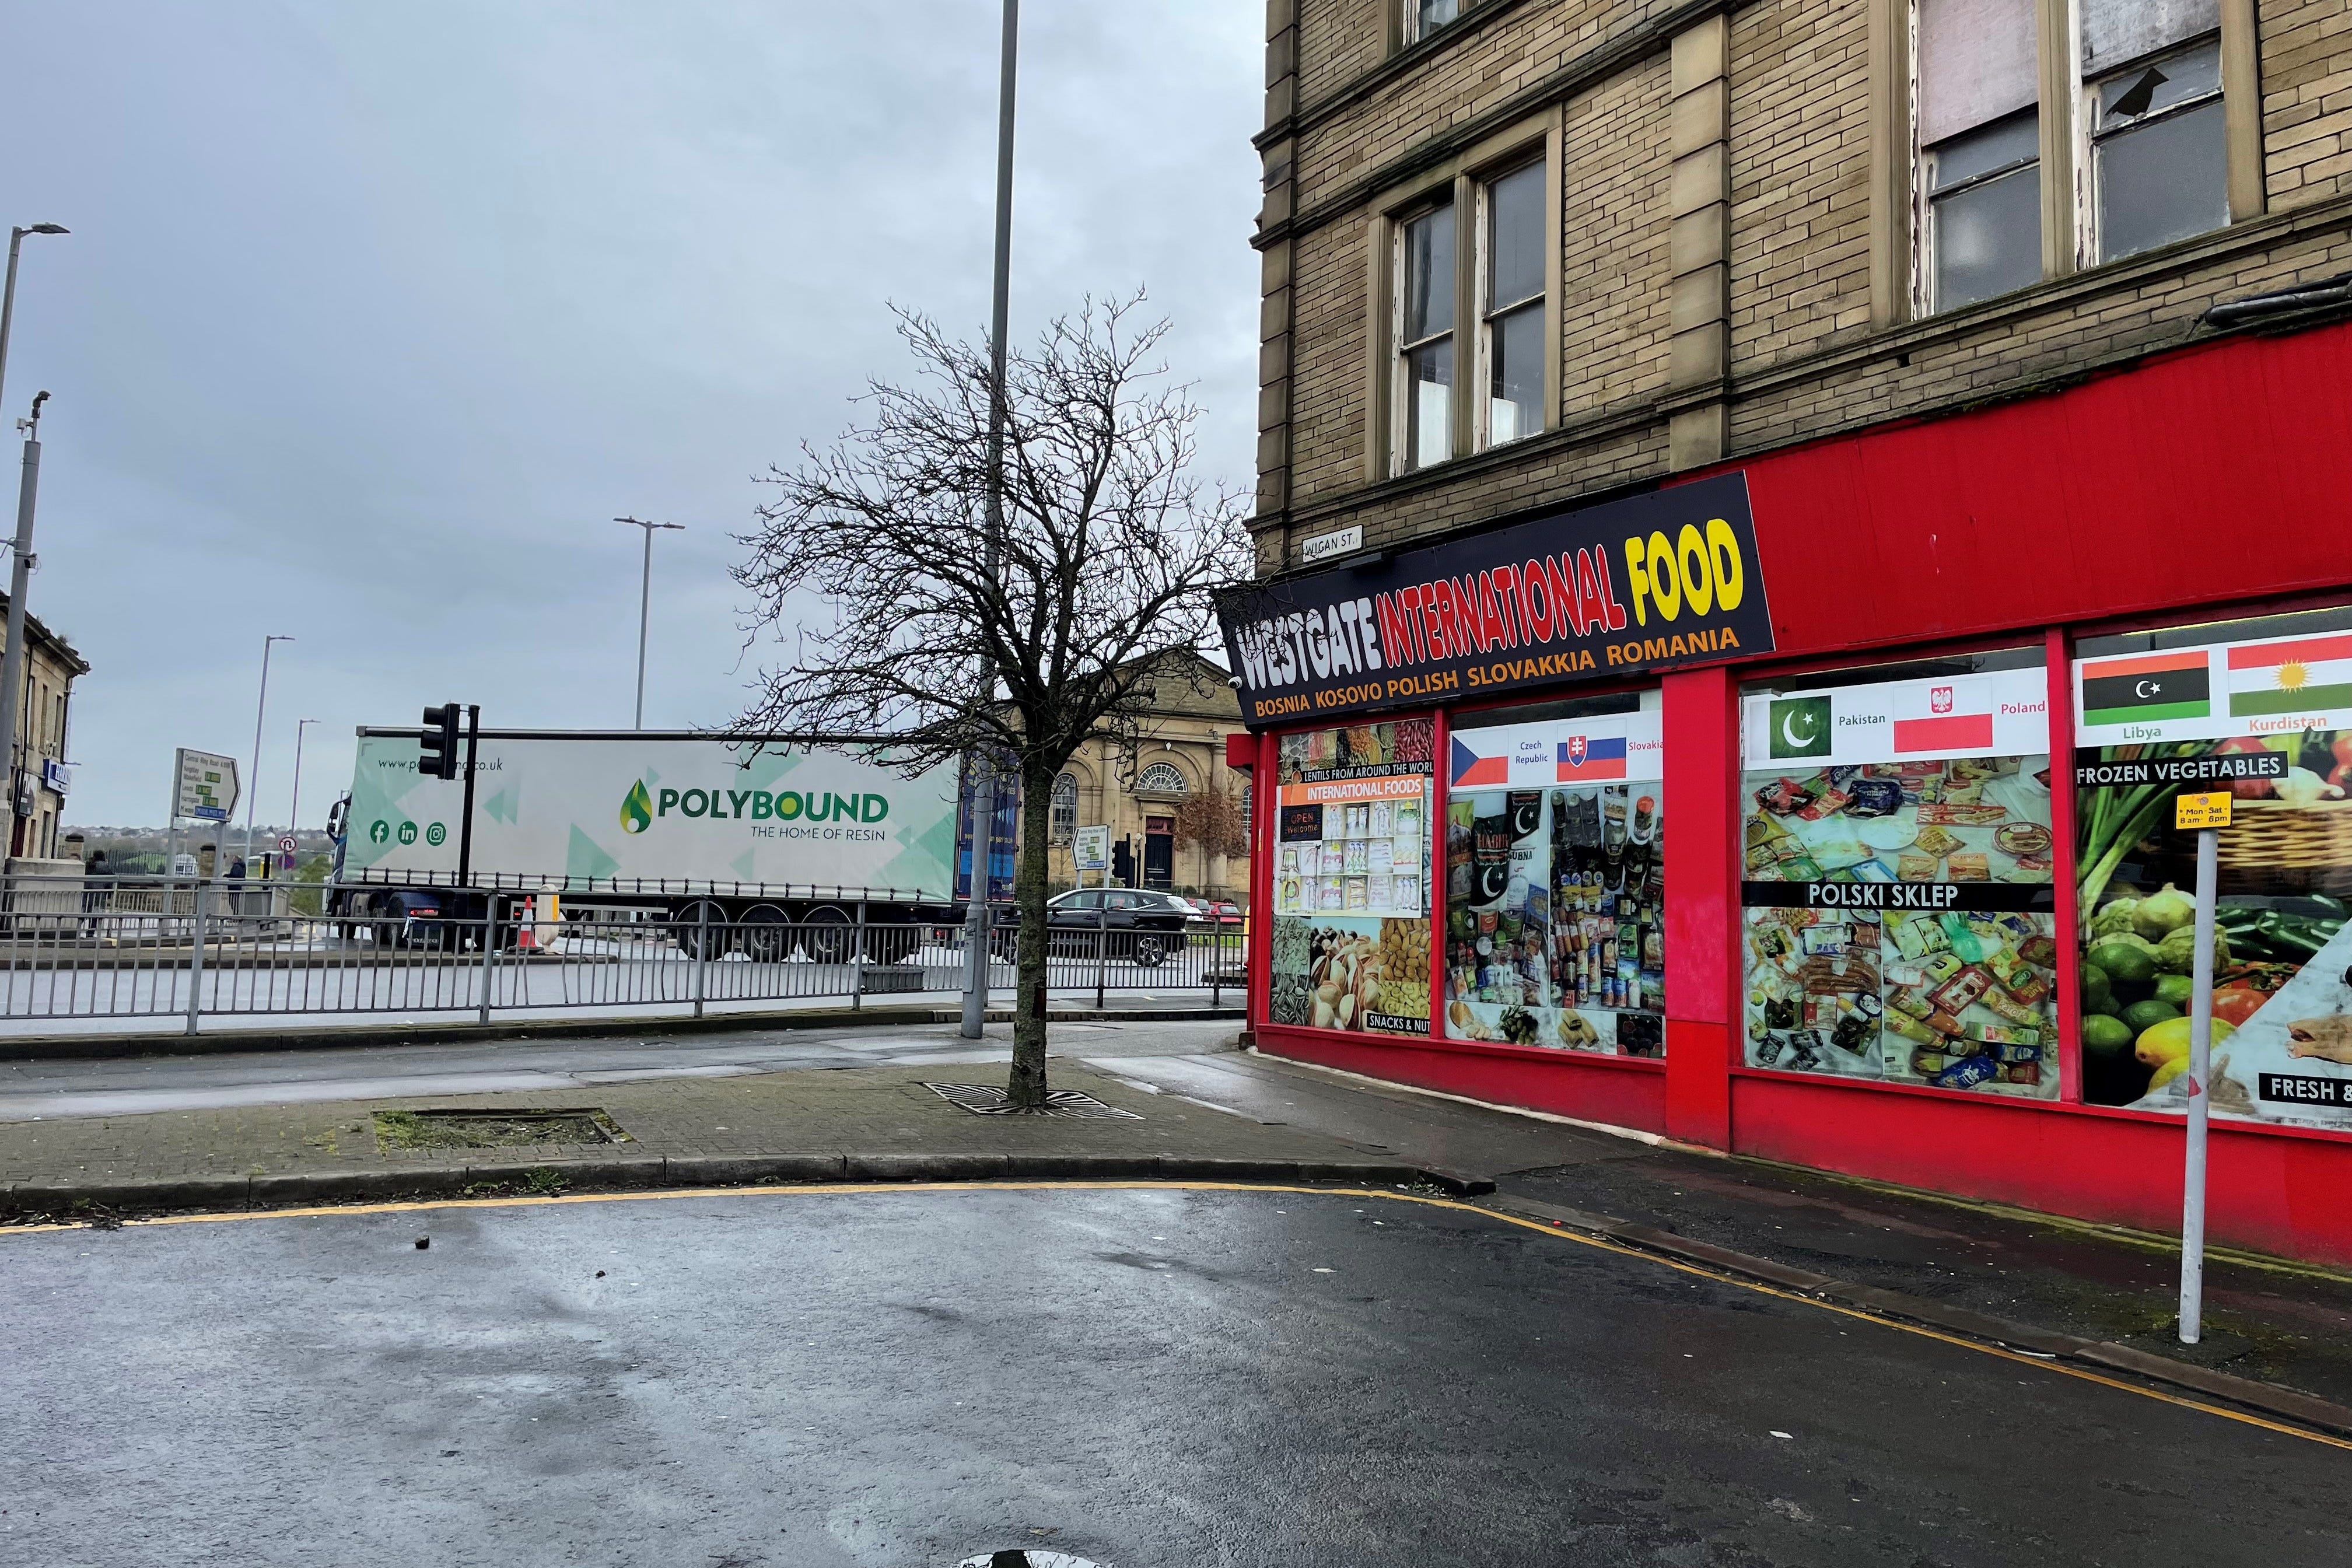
734,295,1250,1106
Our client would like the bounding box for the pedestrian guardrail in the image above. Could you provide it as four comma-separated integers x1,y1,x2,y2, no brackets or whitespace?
0,875,1247,1035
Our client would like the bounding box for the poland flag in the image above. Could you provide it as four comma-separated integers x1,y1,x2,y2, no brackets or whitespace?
1890,677,1993,754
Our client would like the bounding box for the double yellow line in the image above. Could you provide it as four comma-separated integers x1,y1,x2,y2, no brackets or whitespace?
10,1178,2347,1451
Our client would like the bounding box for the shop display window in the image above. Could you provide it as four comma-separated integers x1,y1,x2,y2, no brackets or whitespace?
1268,719,1436,1035
1739,650,2059,1098
2073,604,2352,1129
1441,691,1666,1055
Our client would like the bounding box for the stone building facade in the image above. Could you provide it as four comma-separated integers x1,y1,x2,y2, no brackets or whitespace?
1035,651,1253,901
1252,0,2350,566
0,592,88,863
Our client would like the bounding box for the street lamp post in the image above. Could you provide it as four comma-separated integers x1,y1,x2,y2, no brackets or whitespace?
0,222,68,860
960,0,1020,1041
615,516,684,730
288,719,320,846
243,634,295,872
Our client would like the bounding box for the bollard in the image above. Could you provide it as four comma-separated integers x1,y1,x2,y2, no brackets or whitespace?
692,900,710,1020
852,900,867,1011
184,882,207,1037
1095,902,1108,1010
477,893,498,1025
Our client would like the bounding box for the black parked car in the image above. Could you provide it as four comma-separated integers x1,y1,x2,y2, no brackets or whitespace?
992,888,1191,967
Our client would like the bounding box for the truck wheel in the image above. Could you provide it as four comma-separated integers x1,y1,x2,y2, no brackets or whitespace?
799,906,851,964
674,901,727,960
739,904,790,961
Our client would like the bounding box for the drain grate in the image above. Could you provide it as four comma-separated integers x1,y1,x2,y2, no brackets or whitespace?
958,1553,1100,1567
372,1108,628,1151
923,1083,1142,1120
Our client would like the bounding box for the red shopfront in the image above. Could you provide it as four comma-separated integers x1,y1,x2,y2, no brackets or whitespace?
1222,318,2352,1266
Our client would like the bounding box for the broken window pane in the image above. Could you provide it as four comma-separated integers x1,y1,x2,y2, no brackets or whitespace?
2098,98,2228,260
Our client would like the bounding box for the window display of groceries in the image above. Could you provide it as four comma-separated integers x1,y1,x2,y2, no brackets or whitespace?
1272,779,1428,919
1441,713,1666,1055
1738,666,2059,1097
1267,719,1437,1036
2073,616,2352,1129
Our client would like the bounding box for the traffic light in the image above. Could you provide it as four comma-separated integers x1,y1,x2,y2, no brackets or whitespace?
419,704,461,780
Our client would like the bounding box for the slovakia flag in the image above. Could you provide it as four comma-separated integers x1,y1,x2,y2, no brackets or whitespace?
1556,736,1628,780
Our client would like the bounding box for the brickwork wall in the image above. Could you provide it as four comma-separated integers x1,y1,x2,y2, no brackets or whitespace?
1296,0,1385,108
2263,0,2352,209
1726,0,1875,372
1266,0,2352,562
1728,219,2352,453
1560,52,1675,418
1286,215,1374,508
1292,0,1680,211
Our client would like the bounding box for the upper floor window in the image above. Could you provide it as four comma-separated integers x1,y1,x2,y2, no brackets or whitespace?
1916,0,2234,315
1136,761,1188,796
1917,0,2040,313
1405,1,1463,47
2088,29,2226,264
1396,200,1456,472
1479,160,1545,449
1050,771,1077,842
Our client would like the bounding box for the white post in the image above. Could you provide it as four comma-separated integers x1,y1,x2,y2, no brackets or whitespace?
2179,824,2219,1345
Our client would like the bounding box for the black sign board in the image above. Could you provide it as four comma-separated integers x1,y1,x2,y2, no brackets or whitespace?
1278,803,1325,842
2074,750,2288,788
1217,472,1773,727
2259,1071,2352,1107
1741,880,2056,914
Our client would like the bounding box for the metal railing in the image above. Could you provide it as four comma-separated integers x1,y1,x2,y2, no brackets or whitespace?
0,876,1247,1035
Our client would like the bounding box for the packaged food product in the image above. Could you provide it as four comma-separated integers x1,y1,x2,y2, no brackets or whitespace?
1993,821,2053,856
1896,852,1938,881
1913,824,1965,858
1946,852,1990,881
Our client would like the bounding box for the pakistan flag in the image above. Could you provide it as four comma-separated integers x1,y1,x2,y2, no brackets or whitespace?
1767,696,1832,760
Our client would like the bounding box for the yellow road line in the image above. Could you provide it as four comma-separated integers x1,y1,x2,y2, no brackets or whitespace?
7,1178,2347,1451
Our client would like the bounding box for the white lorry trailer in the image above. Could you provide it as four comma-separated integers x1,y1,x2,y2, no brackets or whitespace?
328,729,970,957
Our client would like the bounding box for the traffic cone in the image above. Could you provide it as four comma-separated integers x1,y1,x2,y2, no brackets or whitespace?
516,895,538,951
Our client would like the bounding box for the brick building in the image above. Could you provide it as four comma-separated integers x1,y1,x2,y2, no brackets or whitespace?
1224,0,2352,1264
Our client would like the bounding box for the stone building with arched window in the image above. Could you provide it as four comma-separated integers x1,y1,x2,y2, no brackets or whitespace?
1035,649,1251,903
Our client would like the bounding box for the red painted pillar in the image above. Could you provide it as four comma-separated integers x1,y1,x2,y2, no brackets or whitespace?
1663,666,1737,1147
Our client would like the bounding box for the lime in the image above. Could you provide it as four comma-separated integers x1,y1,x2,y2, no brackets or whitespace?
2154,974,2197,1007
2080,1013,2136,1059
2120,998,2181,1033
2081,962,2112,1009
2088,940,2158,986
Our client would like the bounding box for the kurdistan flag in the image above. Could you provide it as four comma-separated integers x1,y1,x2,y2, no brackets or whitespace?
2228,634,2352,716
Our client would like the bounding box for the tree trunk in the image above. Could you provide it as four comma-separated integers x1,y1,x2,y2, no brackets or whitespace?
1007,760,1057,1108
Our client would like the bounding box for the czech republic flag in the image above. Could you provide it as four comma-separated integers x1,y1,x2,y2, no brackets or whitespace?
1450,735,1511,787
1555,735,1628,780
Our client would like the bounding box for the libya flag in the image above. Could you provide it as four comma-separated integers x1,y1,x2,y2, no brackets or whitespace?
2080,650,2210,727
1766,696,1832,759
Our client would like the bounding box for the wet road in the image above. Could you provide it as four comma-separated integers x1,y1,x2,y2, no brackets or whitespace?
4,1185,2346,1567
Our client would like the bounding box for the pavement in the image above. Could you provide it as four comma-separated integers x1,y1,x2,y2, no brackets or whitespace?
7,1018,2352,1435
5,1183,2348,1567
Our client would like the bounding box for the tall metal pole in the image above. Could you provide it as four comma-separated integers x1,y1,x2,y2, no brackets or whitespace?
960,0,1019,1041
287,718,320,842
2179,824,2220,1344
0,225,68,440
615,517,683,730
243,634,294,871
0,394,46,859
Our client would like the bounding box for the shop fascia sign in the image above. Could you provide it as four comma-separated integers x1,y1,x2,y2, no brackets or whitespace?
1216,471,1773,727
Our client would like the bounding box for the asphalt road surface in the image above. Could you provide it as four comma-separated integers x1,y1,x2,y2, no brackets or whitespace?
5,1185,2346,1567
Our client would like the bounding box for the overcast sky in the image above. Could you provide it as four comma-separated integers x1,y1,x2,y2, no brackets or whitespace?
0,1,1261,830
